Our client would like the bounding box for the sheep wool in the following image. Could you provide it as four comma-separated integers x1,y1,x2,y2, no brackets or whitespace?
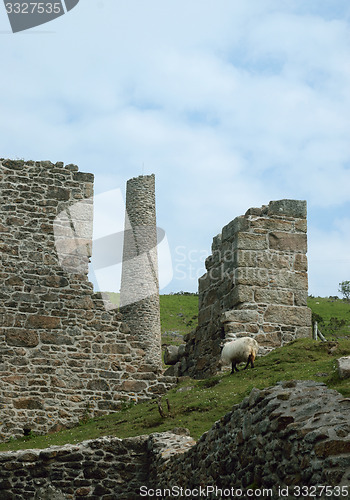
221,337,259,374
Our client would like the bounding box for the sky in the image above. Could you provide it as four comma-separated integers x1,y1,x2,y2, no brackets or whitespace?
0,0,349,297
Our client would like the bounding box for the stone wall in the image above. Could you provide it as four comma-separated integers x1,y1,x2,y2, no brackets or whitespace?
0,436,150,500
0,160,174,441
150,381,350,499
0,382,348,499
172,200,312,378
120,174,162,372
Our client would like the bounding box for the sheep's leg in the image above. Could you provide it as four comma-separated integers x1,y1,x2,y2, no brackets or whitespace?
231,362,239,374
244,354,253,370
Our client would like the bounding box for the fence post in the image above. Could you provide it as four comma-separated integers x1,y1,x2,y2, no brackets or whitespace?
317,327,327,342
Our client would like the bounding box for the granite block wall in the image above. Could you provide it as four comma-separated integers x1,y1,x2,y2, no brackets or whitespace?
0,160,174,441
173,199,312,378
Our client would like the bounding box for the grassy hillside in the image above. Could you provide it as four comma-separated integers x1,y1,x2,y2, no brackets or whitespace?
308,296,350,338
159,295,350,341
159,293,198,343
106,293,350,341
0,337,349,452
2,294,347,452
105,292,199,343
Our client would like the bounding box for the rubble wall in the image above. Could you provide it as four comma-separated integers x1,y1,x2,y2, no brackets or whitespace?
0,160,173,441
150,381,350,499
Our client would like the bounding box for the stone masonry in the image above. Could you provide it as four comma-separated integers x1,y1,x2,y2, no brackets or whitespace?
171,200,312,378
120,174,162,372
0,435,151,500
0,382,348,499
150,381,350,500
0,160,173,441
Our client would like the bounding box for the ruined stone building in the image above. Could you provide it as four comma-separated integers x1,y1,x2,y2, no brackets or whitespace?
0,158,313,441
0,160,170,441
168,199,312,378
0,160,348,498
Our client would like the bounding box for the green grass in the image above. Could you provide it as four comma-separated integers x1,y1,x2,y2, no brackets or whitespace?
104,294,350,341
104,292,199,344
1,337,349,452
104,294,350,342
308,296,350,338
159,294,198,343
105,292,120,307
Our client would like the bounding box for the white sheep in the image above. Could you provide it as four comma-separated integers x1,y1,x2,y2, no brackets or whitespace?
221,337,259,374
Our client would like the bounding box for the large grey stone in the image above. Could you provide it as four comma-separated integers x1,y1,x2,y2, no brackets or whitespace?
264,305,311,327
268,199,307,218
269,232,307,253
222,309,259,324
222,216,250,242
234,233,268,251
337,357,350,379
34,486,67,500
164,345,180,365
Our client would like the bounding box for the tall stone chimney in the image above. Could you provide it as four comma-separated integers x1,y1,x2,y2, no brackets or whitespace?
120,174,162,372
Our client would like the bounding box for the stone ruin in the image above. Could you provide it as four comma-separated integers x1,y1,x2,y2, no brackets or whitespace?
120,174,162,372
0,160,172,441
0,158,313,441
166,199,312,378
0,159,349,498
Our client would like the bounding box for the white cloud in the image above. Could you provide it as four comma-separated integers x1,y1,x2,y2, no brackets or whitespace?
0,1,349,295
308,218,350,297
